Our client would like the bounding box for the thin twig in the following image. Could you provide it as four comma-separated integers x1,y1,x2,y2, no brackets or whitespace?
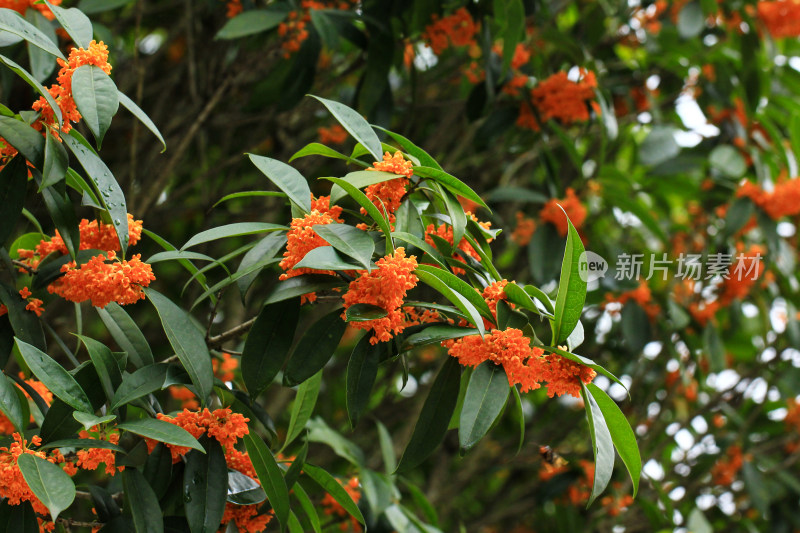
207,316,258,348
11,259,36,274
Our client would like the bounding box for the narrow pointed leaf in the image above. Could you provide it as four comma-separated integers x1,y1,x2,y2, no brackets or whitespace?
284,371,322,450
184,439,228,533
552,215,586,344
242,298,300,398
311,95,382,160
0,374,24,432
294,246,362,271
0,116,44,167
303,463,365,526
109,363,169,410
248,154,311,213
284,309,346,386
581,384,615,506
96,302,155,368
346,334,380,427
244,433,290,531
312,224,374,270
122,469,163,533
117,418,203,452
0,155,27,245
18,454,75,521
15,338,92,412
459,362,509,450
117,91,166,152
181,222,285,250
72,65,119,148
0,9,65,59
0,54,61,126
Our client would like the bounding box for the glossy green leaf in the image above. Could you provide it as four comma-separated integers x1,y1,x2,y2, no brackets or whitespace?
38,437,124,453
17,454,75,521
284,370,322,450
587,383,641,497
551,215,586,345
402,325,478,349
416,265,494,325
503,281,552,318
325,176,392,245
414,269,485,337
109,363,169,410
0,285,44,351
0,374,23,432
72,65,119,148
75,335,123,404
242,298,300,398
396,357,461,473
122,469,164,533
346,334,380,427
144,288,213,406
459,362,509,451
329,170,398,204
311,95,382,160
412,166,488,210
117,91,166,152
215,8,288,39
181,222,285,250
117,418,203,452
45,1,92,48
39,180,79,258
78,0,131,13
581,384,614,506
41,131,68,189
0,54,61,126
291,483,322,533
184,439,228,533
302,463,365,526
0,116,44,167
294,246,362,271
284,309,346,386
227,469,266,505
236,232,287,299
0,155,27,245
0,9,64,59
289,143,368,167
374,126,441,169
15,338,92,412
212,190,286,208
72,411,116,431
312,224,374,270
344,303,387,322
248,154,311,212
244,433,290,531
96,303,154,368
262,275,345,305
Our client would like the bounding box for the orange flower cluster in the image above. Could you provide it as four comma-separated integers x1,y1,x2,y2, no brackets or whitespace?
223,0,242,18
0,433,73,530
494,43,531,96
278,1,356,57
32,41,112,136
565,460,595,505
342,248,419,344
363,151,413,225
321,477,362,532
539,188,587,236
785,399,800,453
0,287,44,318
422,7,480,55
0,375,51,434
603,281,661,320
719,244,765,305
76,427,124,476
318,124,348,145
425,212,492,275
443,329,596,397
711,445,745,486
757,1,800,38
170,352,238,408
0,0,61,19
524,69,598,129
737,178,800,220
511,212,536,246
279,195,344,297
48,251,155,308
221,503,273,533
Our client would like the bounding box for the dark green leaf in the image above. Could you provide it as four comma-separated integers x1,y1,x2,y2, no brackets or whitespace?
236,232,287,299
284,309,346,386
289,143,367,167
329,170,398,204
621,301,650,354
551,215,586,345
396,357,461,472
109,364,169,410
0,9,64,59
284,371,322,450
244,433,290,531
117,91,166,152
0,373,23,432
262,275,345,305
75,335,123,404
311,95,382,160
459,362,509,451
414,269,485,336
215,8,288,39
325,176,392,244
17,454,75,521
0,54,61,126
184,439,228,533
0,155,27,245
122,469,164,533
248,154,311,213
38,437,125,453
581,384,614,505
374,126,441,169
242,298,300,398
45,1,92,47
0,116,44,167
144,288,213,406
181,222,285,250
401,325,478,349
294,246,362,271
302,463,365,525
72,65,119,148
412,166,487,210
96,303,154,368
117,418,203,451
15,338,92,412
415,265,494,326
346,334,379,427
72,411,116,430
227,469,266,505
703,323,725,373
312,224,374,270
345,303,387,322
41,131,68,189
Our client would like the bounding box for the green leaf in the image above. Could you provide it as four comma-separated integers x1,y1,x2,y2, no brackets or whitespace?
96,303,154,368
45,1,92,48
0,155,28,246
63,132,129,254
311,95,382,160
551,215,586,345
0,9,64,59
71,65,119,149
587,384,641,497
227,469,266,505
15,338,93,412
284,308,347,386
289,143,368,167
291,483,322,533
117,418,204,452
38,437,124,453
703,323,725,373
294,246,362,271
345,303,387,322
329,170,398,204
686,508,713,533
742,461,770,518
75,335,123,405
0,285,45,351
396,357,461,473
639,127,680,166
184,439,228,533
0,116,44,167
503,281,553,318
302,463,365,526
39,180,79,259
709,144,746,178
215,8,288,39
621,301,650,354
435,183,467,250
0,54,61,126
0,374,24,432
144,288,213,406
17,454,75,521
284,370,322,450
117,91,166,152
542,344,625,390
212,190,286,208
415,264,494,325
78,0,131,14
373,126,442,169
244,433,290,532
72,411,116,431
414,269,485,337
401,325,478,349
41,132,68,189
235,232,287,300
459,362,509,451
325,176,392,244
248,154,311,213
242,298,300,398
109,363,169,410
312,224,374,270
122,469,164,533
181,222,285,250
581,384,614,506
262,275,345,305
413,166,488,210
283,440,307,490
346,334,379,427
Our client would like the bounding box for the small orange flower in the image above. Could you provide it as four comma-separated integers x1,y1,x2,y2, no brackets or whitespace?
76,427,124,475
147,408,250,462
169,386,199,410
539,188,587,236
321,477,362,532
425,212,492,275
711,445,744,486
531,69,597,126
342,248,418,344
511,212,536,246
363,151,412,224
318,124,348,145
223,0,242,18
757,1,800,38
213,352,238,381
603,281,660,320
422,7,480,54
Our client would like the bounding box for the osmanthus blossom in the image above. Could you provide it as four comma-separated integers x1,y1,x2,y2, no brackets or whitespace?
425,212,493,275
757,0,800,38
0,287,44,318
539,188,587,236
517,69,599,132
422,7,481,55
321,476,362,532
0,0,61,19
363,151,414,226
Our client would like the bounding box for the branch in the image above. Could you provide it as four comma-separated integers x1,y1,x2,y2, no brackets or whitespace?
206,316,258,348
11,259,36,275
